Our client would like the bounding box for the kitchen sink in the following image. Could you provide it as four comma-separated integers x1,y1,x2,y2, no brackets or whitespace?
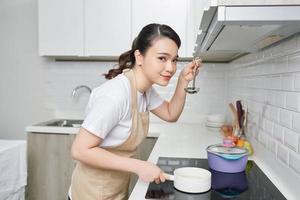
42,119,83,127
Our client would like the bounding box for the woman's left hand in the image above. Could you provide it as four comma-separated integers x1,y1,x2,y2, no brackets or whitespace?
180,57,202,82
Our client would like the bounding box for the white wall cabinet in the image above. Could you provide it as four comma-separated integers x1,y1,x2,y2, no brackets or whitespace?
38,0,130,57
84,0,131,56
132,0,189,57
38,0,194,58
38,0,84,56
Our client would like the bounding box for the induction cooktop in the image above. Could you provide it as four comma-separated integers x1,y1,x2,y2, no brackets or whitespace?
145,157,286,200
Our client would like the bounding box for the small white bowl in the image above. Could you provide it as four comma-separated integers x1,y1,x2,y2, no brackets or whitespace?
205,121,224,128
206,126,221,132
206,114,225,123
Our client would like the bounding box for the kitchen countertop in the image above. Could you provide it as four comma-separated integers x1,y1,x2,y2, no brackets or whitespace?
129,123,222,200
26,120,299,199
25,119,81,134
129,123,300,200
25,119,161,137
25,123,160,138
26,125,79,134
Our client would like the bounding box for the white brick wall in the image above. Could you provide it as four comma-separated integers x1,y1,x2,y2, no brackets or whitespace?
228,33,300,177
45,61,228,123
290,151,300,174
43,61,112,118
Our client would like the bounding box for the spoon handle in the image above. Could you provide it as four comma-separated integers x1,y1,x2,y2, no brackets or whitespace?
192,57,200,88
192,73,196,88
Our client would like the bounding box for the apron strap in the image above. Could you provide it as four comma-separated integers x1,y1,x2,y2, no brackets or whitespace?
123,69,138,113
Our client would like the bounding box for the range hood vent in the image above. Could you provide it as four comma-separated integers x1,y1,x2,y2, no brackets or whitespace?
194,5,300,62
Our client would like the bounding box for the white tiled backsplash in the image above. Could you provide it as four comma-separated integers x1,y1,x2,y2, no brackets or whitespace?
46,60,228,123
228,33,300,177
152,62,228,123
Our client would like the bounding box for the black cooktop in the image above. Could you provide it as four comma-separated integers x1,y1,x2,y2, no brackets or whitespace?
145,157,286,200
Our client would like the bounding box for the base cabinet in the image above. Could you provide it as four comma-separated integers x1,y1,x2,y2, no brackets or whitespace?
26,133,76,200
26,133,156,199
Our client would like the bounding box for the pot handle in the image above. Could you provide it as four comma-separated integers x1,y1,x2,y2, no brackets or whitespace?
163,173,174,181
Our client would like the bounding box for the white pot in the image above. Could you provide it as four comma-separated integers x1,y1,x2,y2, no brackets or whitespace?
164,167,211,193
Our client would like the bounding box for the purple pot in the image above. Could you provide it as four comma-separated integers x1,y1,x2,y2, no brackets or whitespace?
207,151,248,173
211,169,248,198
211,169,248,191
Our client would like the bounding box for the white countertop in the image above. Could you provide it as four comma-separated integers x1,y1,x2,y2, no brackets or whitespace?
26,120,299,199
129,123,222,200
25,119,80,134
129,123,300,200
25,119,160,137
26,125,79,134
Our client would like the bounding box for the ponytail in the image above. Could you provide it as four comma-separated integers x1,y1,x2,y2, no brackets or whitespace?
104,38,138,80
104,49,135,79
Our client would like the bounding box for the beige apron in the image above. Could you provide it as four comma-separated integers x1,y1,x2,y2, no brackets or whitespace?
71,69,149,200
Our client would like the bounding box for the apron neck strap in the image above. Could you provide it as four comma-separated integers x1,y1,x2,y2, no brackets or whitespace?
123,69,138,112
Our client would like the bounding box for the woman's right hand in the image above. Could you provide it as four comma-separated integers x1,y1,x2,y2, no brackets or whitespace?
135,161,166,184
180,57,202,83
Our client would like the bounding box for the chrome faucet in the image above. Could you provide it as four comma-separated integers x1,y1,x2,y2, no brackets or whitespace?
71,85,92,98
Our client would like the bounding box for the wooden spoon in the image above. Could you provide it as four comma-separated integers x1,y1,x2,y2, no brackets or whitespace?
229,103,240,135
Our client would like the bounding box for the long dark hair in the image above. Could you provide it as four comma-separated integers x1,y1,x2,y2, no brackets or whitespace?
104,23,181,79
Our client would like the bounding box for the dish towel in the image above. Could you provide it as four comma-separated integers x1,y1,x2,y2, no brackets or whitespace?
0,140,27,200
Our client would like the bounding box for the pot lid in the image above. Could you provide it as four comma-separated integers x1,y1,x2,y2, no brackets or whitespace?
207,144,248,155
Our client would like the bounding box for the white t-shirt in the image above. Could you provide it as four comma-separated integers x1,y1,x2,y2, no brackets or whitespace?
82,73,164,147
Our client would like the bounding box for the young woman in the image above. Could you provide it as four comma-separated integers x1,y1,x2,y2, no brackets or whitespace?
69,23,201,200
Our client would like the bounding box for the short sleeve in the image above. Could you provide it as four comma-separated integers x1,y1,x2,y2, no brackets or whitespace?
147,87,164,111
82,95,123,139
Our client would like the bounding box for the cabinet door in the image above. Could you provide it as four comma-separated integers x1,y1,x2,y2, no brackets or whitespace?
132,0,188,57
38,0,84,56
84,0,131,57
27,133,76,200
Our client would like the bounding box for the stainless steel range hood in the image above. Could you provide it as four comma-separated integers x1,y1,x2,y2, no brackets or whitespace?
194,5,300,62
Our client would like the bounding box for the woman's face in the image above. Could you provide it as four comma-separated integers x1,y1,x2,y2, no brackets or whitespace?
138,37,179,86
